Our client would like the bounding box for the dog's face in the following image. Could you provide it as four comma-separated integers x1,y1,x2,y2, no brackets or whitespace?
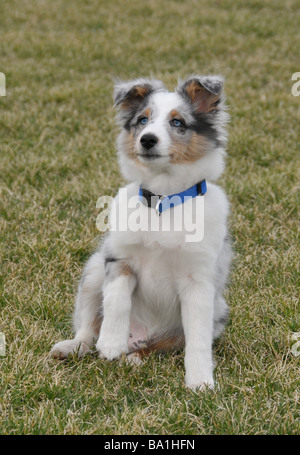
114,76,228,186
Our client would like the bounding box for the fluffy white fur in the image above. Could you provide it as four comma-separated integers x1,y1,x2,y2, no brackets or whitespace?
51,76,232,391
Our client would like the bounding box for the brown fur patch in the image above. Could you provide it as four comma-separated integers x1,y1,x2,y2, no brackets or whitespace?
92,315,102,336
122,130,149,167
169,109,180,119
121,131,145,166
122,131,136,159
169,109,186,124
169,131,208,164
105,260,136,285
131,333,185,360
121,86,150,110
135,86,149,99
185,80,219,113
120,262,133,276
143,108,151,118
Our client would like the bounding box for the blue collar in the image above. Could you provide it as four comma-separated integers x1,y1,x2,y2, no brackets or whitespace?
139,180,207,215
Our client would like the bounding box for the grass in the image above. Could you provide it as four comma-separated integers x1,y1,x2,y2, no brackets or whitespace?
0,0,299,435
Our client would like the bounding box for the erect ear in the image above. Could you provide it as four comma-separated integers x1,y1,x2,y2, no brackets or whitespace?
114,78,165,111
177,75,224,114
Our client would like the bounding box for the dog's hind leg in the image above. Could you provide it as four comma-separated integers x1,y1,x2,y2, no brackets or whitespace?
213,295,229,340
213,235,232,340
51,251,104,359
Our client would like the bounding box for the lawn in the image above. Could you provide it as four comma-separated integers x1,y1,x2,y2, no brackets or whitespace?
0,0,299,435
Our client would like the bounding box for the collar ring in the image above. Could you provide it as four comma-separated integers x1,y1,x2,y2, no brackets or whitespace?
154,195,166,216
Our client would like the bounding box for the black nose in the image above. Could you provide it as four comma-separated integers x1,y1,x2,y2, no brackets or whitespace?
140,133,158,150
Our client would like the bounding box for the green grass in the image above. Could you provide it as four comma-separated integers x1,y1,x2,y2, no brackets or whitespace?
0,0,299,435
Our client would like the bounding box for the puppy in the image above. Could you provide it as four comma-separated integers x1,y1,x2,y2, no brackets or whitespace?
51,76,232,390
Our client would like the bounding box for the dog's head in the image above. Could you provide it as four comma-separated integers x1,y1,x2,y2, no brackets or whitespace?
114,76,229,190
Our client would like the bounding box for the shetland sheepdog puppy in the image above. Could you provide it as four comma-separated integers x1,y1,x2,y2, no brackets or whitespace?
51,76,232,390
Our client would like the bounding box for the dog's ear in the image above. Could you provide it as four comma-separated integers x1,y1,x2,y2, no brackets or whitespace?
114,78,165,118
177,76,224,114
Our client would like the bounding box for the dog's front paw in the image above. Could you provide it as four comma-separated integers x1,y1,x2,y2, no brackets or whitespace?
185,362,214,391
96,338,128,361
50,339,90,359
185,379,215,392
184,352,215,391
185,371,214,392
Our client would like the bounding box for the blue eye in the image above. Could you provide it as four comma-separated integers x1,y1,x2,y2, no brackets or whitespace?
172,118,183,127
139,117,148,125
